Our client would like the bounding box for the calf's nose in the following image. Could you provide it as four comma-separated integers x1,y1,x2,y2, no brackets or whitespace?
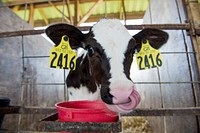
101,83,141,113
110,86,140,105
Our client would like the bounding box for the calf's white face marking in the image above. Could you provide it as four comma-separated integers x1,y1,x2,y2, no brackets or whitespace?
89,19,141,112
92,19,133,86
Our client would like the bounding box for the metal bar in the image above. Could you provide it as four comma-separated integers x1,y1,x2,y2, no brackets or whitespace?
0,23,197,38
125,23,191,30
0,129,19,133
24,52,200,58
22,55,49,58
19,107,57,114
21,52,200,59
0,106,56,114
160,52,197,54
36,121,122,132
122,107,200,116
0,106,20,114
21,83,65,85
133,81,200,84
1,106,200,116
21,81,200,86
0,29,44,38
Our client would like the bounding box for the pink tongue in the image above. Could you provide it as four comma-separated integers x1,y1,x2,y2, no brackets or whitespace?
107,88,141,113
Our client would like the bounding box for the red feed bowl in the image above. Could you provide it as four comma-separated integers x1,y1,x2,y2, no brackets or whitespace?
55,100,118,123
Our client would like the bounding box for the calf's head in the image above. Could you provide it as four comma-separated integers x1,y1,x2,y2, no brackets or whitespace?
45,19,168,113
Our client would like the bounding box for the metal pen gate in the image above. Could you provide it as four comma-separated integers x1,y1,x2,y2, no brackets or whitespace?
0,0,200,132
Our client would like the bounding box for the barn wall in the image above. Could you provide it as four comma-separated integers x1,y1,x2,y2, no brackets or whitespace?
131,0,199,132
0,3,65,130
0,0,199,132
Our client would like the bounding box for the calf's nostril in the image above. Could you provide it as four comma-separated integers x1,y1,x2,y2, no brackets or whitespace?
100,87,113,104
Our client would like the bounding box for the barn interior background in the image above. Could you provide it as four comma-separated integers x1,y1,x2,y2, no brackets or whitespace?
0,0,200,133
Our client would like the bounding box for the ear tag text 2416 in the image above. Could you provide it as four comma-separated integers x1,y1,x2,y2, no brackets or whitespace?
49,35,76,70
136,40,163,70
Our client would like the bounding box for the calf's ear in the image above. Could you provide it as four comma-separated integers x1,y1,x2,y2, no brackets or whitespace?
45,23,86,48
133,28,169,51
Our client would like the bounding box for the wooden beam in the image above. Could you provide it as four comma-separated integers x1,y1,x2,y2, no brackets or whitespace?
0,106,20,114
119,0,123,19
187,1,200,74
0,29,45,38
122,0,126,22
37,121,121,132
38,9,49,25
66,0,73,24
122,107,200,116
3,0,147,27
29,4,34,27
48,1,70,23
86,11,144,22
3,0,61,7
12,5,20,12
77,0,103,26
3,0,119,7
187,0,200,104
1,106,200,116
32,11,145,27
186,0,200,129
0,106,56,114
74,0,80,26
79,2,83,18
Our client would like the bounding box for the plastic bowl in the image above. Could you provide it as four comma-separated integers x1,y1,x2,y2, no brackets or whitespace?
55,100,118,133
56,100,118,122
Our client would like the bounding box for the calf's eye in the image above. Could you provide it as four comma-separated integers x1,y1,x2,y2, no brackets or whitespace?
86,45,95,56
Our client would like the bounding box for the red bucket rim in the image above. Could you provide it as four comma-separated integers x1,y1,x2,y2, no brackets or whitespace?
55,100,114,114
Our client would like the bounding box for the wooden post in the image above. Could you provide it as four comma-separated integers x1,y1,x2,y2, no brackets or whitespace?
74,0,79,26
12,5,20,12
185,0,200,129
66,0,73,24
38,9,49,25
120,0,126,25
186,0,200,104
188,0,200,62
29,4,34,27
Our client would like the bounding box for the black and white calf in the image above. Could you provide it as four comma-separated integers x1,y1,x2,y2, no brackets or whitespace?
45,19,168,113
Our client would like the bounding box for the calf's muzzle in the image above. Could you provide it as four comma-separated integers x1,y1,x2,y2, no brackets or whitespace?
100,83,141,113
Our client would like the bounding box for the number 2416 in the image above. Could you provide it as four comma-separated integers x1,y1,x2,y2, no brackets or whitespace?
137,53,162,70
50,52,76,70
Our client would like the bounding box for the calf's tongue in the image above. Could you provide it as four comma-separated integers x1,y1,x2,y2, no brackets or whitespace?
106,88,141,113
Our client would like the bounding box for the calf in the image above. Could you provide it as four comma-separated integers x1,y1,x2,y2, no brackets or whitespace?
45,19,168,113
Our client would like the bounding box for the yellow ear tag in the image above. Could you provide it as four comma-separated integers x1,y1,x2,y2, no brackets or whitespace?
49,35,76,70
136,40,163,70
